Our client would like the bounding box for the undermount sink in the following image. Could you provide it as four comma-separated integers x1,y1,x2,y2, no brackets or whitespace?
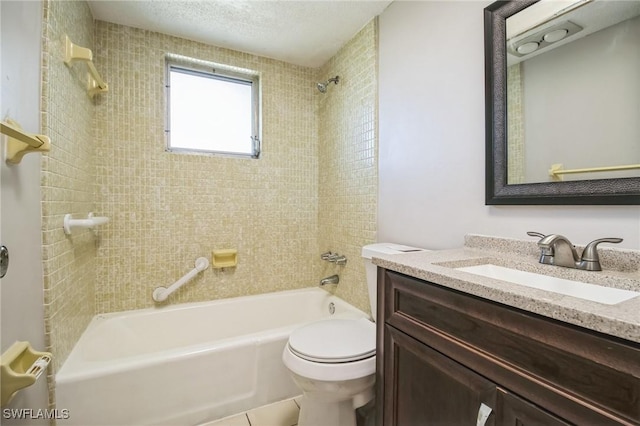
456,264,639,305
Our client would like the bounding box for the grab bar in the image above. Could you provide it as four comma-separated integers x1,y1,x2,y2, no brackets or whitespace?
152,257,209,302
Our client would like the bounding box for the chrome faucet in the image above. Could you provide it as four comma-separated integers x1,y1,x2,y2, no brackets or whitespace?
320,274,339,286
321,252,347,265
537,234,579,268
528,232,622,271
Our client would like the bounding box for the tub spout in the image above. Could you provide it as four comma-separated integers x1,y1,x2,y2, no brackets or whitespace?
320,274,339,286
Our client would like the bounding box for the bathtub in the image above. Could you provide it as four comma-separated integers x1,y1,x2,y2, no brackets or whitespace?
55,287,369,426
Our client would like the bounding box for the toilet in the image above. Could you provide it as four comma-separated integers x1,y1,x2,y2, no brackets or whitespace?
282,243,426,426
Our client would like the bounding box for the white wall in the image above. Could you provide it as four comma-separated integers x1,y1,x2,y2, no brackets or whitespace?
378,1,640,250
0,0,49,419
523,16,640,183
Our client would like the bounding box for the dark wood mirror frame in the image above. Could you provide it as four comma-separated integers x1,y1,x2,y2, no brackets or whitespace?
484,0,640,205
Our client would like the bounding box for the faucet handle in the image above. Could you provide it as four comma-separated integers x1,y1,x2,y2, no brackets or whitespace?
527,232,548,247
529,231,556,257
581,238,623,262
526,231,546,240
334,255,347,266
321,251,333,260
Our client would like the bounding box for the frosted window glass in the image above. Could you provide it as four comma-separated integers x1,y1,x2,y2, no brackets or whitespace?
168,67,257,156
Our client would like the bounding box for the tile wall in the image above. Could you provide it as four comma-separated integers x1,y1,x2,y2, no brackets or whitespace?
40,0,96,397
40,0,378,398
92,22,320,313
317,21,378,313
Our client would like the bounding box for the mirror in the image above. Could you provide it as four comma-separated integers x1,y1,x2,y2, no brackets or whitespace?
484,0,640,205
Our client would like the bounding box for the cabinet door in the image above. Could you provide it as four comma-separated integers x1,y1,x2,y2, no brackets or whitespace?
383,325,497,426
497,390,571,426
381,269,640,425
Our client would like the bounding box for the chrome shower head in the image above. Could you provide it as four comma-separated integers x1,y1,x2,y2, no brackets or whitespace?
316,76,340,93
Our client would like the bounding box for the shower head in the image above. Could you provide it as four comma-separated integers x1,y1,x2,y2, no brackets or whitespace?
316,76,340,93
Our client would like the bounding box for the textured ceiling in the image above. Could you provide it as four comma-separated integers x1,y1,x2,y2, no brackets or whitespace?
87,1,393,68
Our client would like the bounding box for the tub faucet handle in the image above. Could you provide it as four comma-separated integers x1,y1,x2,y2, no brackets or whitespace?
334,255,347,266
321,251,333,260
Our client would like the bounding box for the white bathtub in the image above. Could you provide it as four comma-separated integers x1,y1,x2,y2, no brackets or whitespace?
56,287,369,426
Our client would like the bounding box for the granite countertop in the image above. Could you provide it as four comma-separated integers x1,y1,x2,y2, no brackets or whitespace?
372,235,640,344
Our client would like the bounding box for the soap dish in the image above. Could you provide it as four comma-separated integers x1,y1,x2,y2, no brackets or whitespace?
212,249,238,268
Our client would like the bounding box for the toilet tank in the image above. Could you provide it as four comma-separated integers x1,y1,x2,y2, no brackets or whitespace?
361,243,427,320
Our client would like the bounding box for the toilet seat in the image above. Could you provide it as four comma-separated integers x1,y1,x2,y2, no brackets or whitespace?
283,344,376,382
288,318,376,363
283,318,377,382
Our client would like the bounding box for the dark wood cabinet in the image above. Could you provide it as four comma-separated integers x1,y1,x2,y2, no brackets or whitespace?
385,325,497,426
496,390,570,426
376,269,640,426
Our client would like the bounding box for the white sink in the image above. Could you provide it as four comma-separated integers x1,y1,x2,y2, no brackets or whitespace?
456,264,639,305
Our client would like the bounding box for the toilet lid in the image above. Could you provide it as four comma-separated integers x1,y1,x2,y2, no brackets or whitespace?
288,318,376,363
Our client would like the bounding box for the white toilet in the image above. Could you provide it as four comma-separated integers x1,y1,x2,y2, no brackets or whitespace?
282,243,426,426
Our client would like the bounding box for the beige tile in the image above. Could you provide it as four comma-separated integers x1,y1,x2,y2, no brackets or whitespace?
201,413,250,426
43,0,378,380
247,399,300,426
317,21,379,315
91,20,323,315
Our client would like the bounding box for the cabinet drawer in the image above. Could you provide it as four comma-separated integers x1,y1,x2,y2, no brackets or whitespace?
381,269,640,424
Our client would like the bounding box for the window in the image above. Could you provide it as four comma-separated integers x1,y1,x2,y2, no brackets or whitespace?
166,60,260,158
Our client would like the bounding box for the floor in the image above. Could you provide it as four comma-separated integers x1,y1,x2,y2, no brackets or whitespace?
200,397,302,426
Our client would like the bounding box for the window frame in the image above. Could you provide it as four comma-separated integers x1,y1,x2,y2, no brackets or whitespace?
165,58,261,158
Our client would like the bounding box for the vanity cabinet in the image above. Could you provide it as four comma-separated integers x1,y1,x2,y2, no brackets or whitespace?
376,269,640,426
